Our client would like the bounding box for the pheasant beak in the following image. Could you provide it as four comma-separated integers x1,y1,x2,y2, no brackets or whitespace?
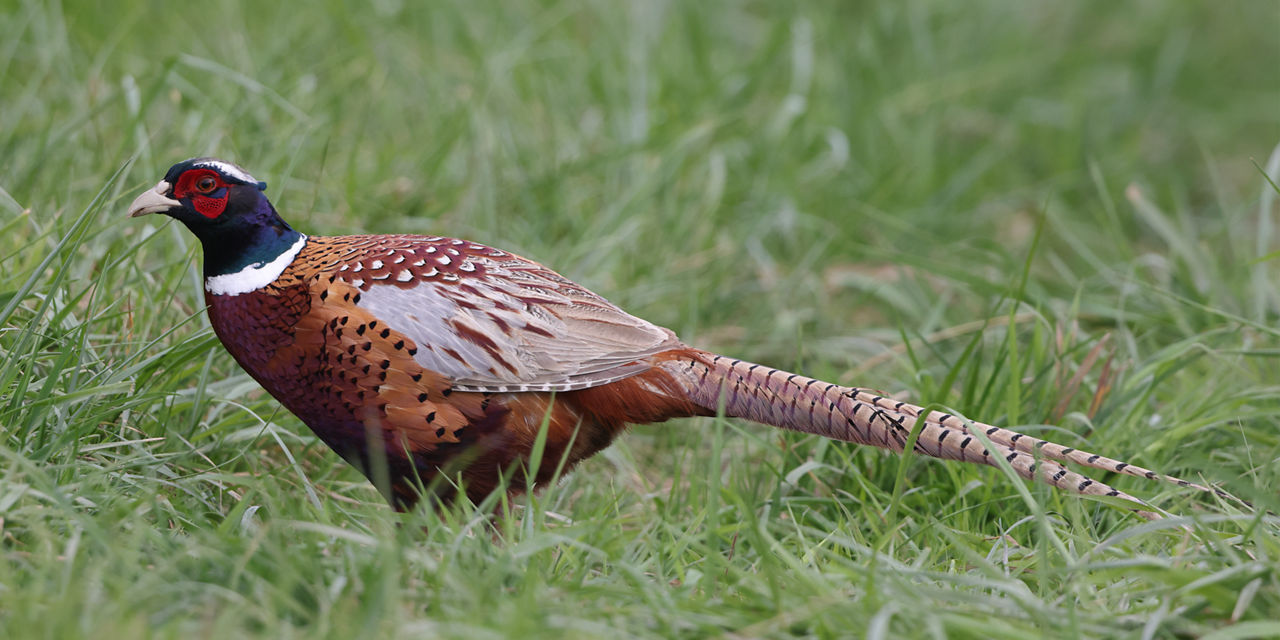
128,181,181,217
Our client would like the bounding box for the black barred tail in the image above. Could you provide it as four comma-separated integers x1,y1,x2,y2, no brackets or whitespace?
662,350,1214,520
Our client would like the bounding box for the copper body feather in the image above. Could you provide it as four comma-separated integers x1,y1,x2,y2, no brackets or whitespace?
205,235,703,508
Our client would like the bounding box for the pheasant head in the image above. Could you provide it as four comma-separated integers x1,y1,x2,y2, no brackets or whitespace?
128,158,304,294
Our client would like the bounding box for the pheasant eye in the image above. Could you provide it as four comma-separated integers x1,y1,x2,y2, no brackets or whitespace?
196,176,218,193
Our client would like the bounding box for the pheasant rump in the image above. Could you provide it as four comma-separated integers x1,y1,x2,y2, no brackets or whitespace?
128,158,1212,518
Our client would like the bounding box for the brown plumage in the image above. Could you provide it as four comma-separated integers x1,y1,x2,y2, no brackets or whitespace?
129,158,1217,519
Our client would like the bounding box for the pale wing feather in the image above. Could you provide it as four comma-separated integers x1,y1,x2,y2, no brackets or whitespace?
350,241,680,392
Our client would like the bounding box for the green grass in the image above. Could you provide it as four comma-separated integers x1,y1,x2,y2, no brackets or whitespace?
2,0,1279,637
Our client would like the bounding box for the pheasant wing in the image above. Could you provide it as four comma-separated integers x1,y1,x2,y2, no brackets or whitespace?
303,234,682,392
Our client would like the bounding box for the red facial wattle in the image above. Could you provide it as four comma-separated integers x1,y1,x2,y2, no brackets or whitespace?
191,188,229,218
173,168,230,219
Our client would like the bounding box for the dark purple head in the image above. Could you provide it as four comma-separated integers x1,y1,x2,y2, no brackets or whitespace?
128,157,272,222
129,158,302,278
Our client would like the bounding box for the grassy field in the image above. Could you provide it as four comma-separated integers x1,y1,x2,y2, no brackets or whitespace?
2,0,1279,637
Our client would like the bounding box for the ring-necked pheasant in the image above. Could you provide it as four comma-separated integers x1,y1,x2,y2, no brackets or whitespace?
129,158,1213,519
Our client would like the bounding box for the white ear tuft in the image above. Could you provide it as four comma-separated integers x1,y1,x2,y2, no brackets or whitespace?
193,160,259,185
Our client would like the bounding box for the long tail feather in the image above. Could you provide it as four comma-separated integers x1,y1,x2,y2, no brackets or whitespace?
662,349,1216,519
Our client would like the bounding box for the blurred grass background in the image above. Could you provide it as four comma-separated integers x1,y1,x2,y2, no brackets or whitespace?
2,0,1279,637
